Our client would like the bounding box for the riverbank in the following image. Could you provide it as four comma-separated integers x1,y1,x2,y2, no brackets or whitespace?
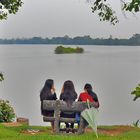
0,123,140,140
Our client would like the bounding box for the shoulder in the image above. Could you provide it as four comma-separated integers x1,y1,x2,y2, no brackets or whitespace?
92,92,98,97
79,92,87,96
79,92,87,99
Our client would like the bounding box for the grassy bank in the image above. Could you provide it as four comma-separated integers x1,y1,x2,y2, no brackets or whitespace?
0,123,140,140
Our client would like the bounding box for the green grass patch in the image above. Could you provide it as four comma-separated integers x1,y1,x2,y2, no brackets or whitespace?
0,123,140,140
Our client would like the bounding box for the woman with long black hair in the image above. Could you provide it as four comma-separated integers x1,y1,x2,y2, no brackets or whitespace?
78,83,99,108
60,80,77,133
40,79,57,129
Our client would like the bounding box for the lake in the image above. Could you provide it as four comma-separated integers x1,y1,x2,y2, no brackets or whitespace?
0,45,140,126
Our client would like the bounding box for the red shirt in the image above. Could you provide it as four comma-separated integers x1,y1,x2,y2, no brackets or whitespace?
78,92,94,102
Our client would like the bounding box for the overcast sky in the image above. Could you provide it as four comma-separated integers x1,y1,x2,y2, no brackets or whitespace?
0,0,140,39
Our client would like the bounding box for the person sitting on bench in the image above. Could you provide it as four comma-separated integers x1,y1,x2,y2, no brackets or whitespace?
60,80,77,133
40,79,57,130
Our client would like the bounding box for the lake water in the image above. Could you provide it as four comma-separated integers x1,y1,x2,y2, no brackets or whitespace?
0,44,140,126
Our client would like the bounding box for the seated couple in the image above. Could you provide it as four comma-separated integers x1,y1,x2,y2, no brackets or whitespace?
40,79,99,133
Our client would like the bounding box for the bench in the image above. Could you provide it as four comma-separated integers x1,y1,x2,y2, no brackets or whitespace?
42,100,97,134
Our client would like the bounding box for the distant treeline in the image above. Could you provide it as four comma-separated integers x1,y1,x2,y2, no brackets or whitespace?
0,34,140,45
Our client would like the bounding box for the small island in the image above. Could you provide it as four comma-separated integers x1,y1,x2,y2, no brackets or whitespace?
54,45,84,54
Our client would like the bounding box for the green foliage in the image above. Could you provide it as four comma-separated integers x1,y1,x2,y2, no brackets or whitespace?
55,46,84,54
132,119,140,127
0,99,16,122
131,84,140,101
123,0,140,12
0,0,23,20
91,0,140,25
0,73,4,81
91,0,119,25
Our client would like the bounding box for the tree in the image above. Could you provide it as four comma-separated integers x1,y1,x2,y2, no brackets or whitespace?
0,73,4,81
90,0,140,25
0,0,23,20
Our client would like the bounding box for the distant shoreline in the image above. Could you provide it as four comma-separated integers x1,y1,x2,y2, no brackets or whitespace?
0,43,140,46
0,34,140,46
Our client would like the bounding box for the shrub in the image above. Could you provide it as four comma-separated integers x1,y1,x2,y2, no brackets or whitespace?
0,99,16,122
54,45,64,54
0,73,4,81
55,45,84,54
75,47,84,53
131,84,140,101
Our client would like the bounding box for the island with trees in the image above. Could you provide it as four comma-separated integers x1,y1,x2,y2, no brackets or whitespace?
54,45,84,54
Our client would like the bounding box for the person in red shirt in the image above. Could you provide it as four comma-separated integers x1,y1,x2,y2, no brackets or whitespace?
78,83,99,108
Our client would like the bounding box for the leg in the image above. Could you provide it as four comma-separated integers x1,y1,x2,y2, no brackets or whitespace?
65,123,70,133
70,123,74,129
65,123,70,128
70,123,75,133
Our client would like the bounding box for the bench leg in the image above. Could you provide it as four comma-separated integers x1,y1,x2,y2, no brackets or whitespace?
54,120,60,134
77,117,86,134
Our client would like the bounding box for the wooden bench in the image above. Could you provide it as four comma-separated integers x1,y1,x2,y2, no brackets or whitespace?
42,100,97,134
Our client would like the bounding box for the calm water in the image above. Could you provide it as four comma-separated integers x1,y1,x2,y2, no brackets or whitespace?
0,45,140,126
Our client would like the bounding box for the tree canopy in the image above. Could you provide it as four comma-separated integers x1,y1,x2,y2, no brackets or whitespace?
91,0,140,25
0,0,23,20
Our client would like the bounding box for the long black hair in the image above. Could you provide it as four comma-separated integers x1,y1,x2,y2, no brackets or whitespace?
84,83,98,102
40,79,54,101
60,80,77,106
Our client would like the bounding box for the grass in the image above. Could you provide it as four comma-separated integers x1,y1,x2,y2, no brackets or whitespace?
0,123,140,140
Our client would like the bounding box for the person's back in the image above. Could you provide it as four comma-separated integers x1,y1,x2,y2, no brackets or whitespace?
40,79,57,102
40,79,57,130
59,80,77,133
78,83,99,108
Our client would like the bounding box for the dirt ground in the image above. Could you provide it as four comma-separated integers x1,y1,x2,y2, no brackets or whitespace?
2,122,22,127
86,126,134,136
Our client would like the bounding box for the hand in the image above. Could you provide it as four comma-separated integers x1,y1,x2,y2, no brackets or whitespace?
51,87,55,93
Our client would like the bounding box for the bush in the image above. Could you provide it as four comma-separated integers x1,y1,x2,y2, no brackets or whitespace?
75,47,84,53
55,45,84,54
0,99,16,122
54,45,64,54
131,84,140,101
0,73,4,81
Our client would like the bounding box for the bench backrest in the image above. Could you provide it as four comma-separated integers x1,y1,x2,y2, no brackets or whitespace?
42,100,97,113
